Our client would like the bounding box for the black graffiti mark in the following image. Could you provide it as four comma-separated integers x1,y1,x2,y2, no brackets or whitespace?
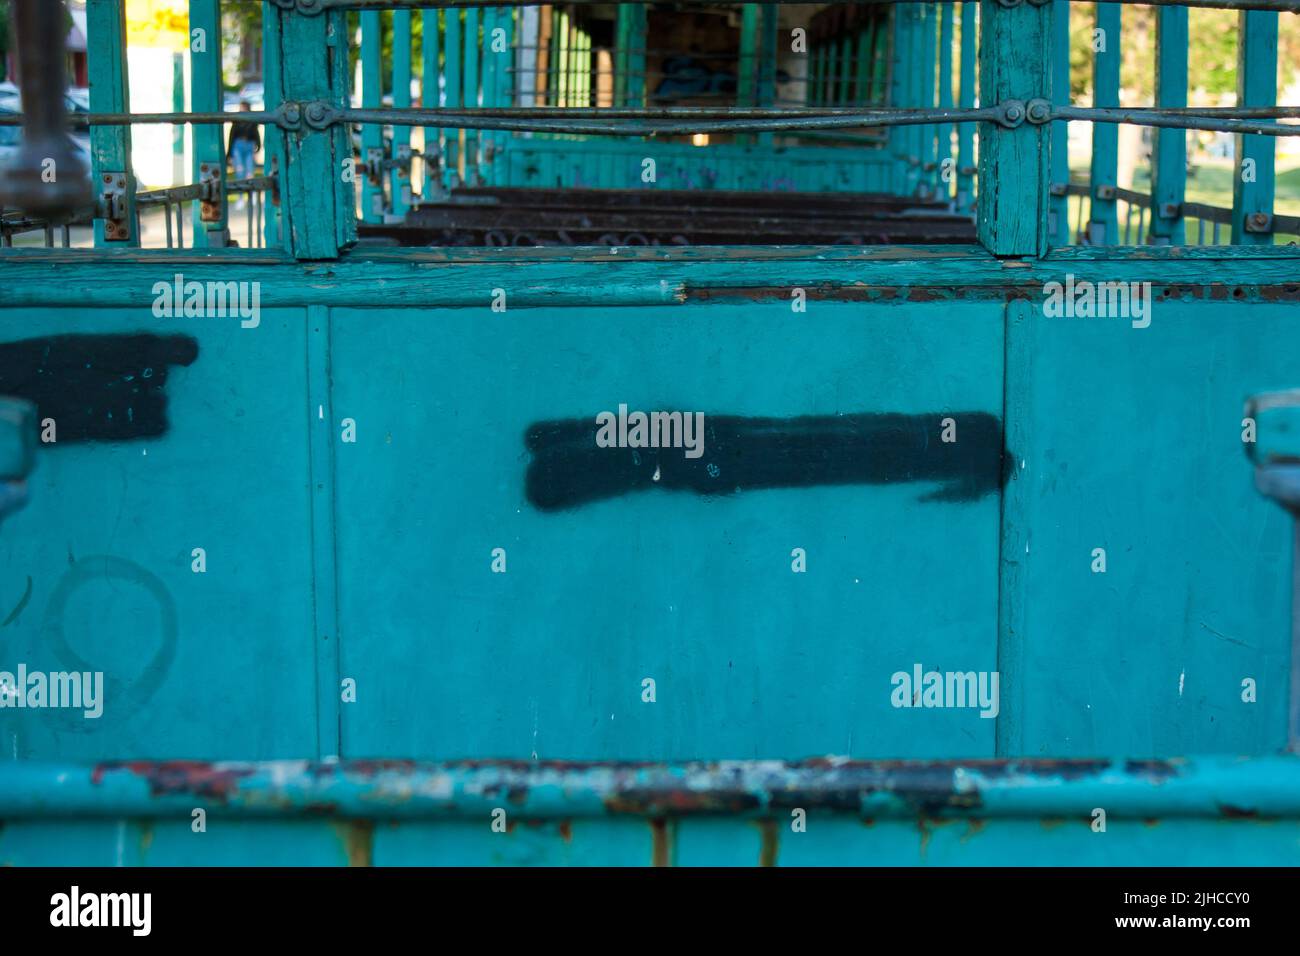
0,334,198,443
524,412,1009,512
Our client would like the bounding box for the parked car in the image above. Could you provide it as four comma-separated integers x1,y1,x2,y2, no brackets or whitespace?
238,82,265,111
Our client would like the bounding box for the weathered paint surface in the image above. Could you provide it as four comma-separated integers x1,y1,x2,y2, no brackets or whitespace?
2,2,1300,867
2,758,1299,865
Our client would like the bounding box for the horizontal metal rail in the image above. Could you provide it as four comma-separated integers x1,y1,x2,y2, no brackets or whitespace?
4,104,1298,136
253,0,1300,14
2,756,1299,820
1058,180,1300,240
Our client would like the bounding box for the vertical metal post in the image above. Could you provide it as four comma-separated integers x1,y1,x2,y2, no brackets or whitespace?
173,50,186,188
190,0,228,246
937,2,954,204
268,0,357,258
86,0,136,246
888,7,908,194
1087,2,1120,246
464,7,480,183
500,8,516,175
957,1,976,214
444,9,462,187
262,0,283,248
391,10,413,217
759,5,778,146
1149,6,1187,245
360,10,384,221
977,0,1051,256
902,5,921,195
614,5,630,107
1049,0,1070,245
482,7,499,176
739,5,759,108
1232,10,1277,246
919,3,937,199
626,6,646,107
421,7,442,201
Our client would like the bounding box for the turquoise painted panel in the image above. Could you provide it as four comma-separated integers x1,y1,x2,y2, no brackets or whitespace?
329,301,1004,761
1011,300,1296,755
5,815,1296,866
674,818,768,866
0,308,317,761
0,819,348,866
775,818,1300,866
372,819,655,866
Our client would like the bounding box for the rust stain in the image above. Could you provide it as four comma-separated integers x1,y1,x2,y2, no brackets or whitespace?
1219,804,1258,819
336,819,374,867
558,819,573,843
92,761,256,802
757,819,779,867
650,818,672,867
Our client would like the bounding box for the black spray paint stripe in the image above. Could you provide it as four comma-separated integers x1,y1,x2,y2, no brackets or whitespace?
524,411,1009,512
0,334,199,443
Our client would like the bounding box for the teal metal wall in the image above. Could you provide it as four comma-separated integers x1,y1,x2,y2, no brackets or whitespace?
1,247,1299,865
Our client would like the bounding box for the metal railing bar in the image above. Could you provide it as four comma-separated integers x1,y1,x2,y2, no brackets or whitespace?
8,104,1296,137
255,0,1300,14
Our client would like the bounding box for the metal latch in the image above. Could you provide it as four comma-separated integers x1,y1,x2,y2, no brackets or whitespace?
198,162,224,223
95,171,131,241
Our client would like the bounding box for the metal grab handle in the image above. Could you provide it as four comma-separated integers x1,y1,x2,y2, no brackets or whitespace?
0,0,91,219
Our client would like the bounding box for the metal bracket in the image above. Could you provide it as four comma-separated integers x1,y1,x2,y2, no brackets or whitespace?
198,162,224,223
304,101,339,131
1048,182,1068,197
994,100,1026,129
1245,212,1274,234
365,147,385,186
1095,184,1117,201
1025,98,1052,125
1159,202,1181,219
270,0,324,14
274,102,301,133
95,172,130,242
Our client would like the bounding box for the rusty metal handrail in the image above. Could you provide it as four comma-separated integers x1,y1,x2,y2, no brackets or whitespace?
3,756,1300,820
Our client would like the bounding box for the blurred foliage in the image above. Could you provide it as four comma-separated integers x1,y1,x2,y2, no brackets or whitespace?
1070,7,1300,104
